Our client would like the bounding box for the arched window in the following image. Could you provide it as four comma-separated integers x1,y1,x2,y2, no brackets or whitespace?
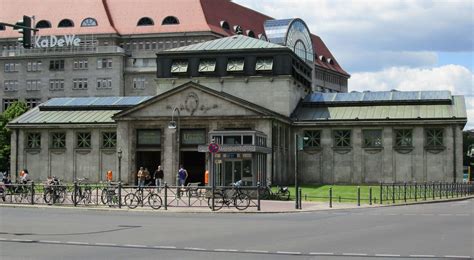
58,19,74,28
36,20,52,29
162,16,179,25
246,30,255,38
137,17,154,26
319,55,326,63
327,58,334,65
220,20,230,30
0,24,5,31
81,18,98,27
233,25,243,34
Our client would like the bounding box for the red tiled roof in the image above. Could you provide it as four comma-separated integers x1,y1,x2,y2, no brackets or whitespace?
0,0,348,76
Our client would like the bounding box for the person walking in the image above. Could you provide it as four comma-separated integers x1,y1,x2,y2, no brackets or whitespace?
178,165,188,187
144,168,151,186
154,165,164,192
137,167,145,188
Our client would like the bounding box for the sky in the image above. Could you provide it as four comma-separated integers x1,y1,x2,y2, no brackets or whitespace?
234,0,473,129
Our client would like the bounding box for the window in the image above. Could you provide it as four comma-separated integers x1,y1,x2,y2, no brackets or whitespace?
49,79,64,91
26,80,41,91
227,58,244,72
198,59,216,72
73,59,88,70
4,80,18,92
0,25,5,31
49,60,65,71
102,132,117,149
303,130,321,148
363,130,383,148
220,21,230,30
3,99,18,111
426,128,444,146
181,129,205,145
27,133,41,149
334,130,351,147
256,58,273,71
133,77,146,90
25,98,41,108
73,78,88,90
162,16,179,25
233,25,243,34
246,30,255,38
36,20,51,29
76,132,91,149
394,129,412,147
97,58,112,69
97,78,112,89
137,17,154,26
4,62,19,72
81,18,97,27
171,60,188,73
51,132,66,149
224,136,242,145
58,19,74,28
27,61,42,72
243,135,253,145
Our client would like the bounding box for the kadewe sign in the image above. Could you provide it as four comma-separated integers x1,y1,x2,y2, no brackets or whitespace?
35,35,81,48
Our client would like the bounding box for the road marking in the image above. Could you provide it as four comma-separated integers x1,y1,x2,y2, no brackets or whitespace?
244,250,269,253
66,241,88,245
444,255,471,259
375,254,401,257
124,244,148,248
403,213,416,216
409,255,436,258
421,214,434,216
153,245,176,249
184,247,206,251
94,242,117,246
455,214,469,216
214,249,238,252
387,213,397,216
342,253,367,256
39,240,60,244
309,252,334,255
276,251,301,255
11,238,33,242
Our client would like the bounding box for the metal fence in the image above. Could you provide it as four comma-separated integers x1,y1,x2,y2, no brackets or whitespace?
0,182,261,211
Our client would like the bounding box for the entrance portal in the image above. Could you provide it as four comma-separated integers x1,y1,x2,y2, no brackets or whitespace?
181,151,205,185
136,151,161,184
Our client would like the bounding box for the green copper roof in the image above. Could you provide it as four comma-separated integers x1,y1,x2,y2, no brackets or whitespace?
165,35,288,52
295,96,467,121
9,107,119,125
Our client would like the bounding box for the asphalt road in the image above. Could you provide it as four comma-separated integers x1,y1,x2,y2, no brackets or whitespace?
0,199,473,260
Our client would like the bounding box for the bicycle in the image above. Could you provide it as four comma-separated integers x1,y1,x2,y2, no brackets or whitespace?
12,182,32,203
124,187,162,209
71,177,92,205
258,184,290,201
207,180,250,210
43,178,66,204
100,182,119,206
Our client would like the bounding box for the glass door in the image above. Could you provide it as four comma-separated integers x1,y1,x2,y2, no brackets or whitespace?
223,160,243,186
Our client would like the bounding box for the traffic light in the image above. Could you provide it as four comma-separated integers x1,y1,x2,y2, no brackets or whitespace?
14,15,32,48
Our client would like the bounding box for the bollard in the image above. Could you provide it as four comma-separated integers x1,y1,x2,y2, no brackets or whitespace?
31,181,35,205
369,187,372,205
164,182,168,210
73,181,78,207
329,187,332,208
357,186,360,206
257,182,261,211
118,182,122,209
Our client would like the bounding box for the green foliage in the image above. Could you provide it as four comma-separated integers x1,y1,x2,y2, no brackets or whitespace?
0,101,28,172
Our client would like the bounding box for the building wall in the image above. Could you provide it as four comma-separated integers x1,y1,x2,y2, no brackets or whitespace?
296,123,465,184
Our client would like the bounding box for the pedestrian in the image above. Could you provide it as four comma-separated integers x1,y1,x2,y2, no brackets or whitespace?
177,165,188,187
144,168,151,186
137,167,145,188
204,170,209,186
20,169,30,184
154,165,164,192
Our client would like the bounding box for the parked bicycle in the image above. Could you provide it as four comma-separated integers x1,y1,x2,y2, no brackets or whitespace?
259,184,290,201
43,177,66,204
11,182,32,203
101,182,119,206
207,180,250,210
124,187,162,209
72,177,92,205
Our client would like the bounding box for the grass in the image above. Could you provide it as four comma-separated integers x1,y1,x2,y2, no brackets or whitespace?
283,185,381,204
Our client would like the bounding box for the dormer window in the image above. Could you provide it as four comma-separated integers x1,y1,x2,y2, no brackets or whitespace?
162,16,179,25
256,58,273,71
36,20,52,29
246,30,255,38
327,58,335,65
81,18,98,27
227,58,244,72
58,19,74,28
171,60,188,73
198,59,216,73
137,17,154,26
319,55,326,62
220,21,230,30
233,25,243,34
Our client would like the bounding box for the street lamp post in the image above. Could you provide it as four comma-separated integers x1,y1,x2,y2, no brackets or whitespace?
168,107,181,186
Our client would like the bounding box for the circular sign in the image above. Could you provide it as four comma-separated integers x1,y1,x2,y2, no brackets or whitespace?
208,143,220,153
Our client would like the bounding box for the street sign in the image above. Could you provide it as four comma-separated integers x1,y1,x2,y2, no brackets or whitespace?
208,143,220,153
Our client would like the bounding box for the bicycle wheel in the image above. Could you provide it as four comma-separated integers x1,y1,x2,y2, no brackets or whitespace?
71,189,82,204
278,190,290,201
100,188,108,205
234,193,250,210
148,193,162,209
57,188,67,204
207,193,224,210
259,187,271,200
82,189,92,205
124,193,139,209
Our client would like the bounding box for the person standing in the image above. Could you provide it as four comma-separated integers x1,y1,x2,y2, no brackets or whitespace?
154,165,164,192
177,165,188,187
144,168,151,186
137,167,145,188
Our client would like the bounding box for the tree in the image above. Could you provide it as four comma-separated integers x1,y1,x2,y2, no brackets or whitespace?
0,101,28,172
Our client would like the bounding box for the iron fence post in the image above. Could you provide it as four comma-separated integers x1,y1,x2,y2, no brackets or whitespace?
118,181,122,209
439,182,442,199
404,182,407,203
380,182,383,204
73,181,78,207
257,182,261,211
414,181,417,202
357,186,361,206
456,183,459,198
298,188,302,209
164,182,168,210
30,181,35,205
445,183,448,199
369,187,372,205
432,182,435,200
329,187,332,208
392,183,395,204
424,182,427,201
